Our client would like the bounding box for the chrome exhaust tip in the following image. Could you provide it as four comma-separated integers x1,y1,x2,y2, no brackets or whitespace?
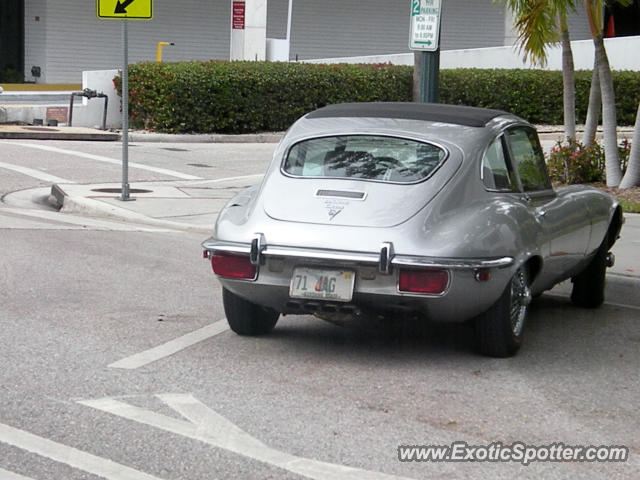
606,252,615,268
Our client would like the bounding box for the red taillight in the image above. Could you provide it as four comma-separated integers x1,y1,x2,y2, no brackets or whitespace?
398,268,449,294
211,253,256,279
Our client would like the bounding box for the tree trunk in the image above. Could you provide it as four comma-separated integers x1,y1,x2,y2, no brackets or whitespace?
561,25,576,142
582,57,601,147
619,102,640,189
593,34,622,187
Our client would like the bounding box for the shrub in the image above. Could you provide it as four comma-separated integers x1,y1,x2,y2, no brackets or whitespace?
114,61,413,133
440,69,640,125
547,138,631,184
547,139,605,184
114,63,640,134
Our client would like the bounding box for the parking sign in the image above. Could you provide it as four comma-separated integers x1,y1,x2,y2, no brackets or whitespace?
409,0,442,51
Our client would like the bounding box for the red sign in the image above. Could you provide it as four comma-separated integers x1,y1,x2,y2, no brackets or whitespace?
232,1,245,30
46,107,69,123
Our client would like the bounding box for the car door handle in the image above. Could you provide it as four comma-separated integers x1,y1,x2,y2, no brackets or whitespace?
537,209,547,217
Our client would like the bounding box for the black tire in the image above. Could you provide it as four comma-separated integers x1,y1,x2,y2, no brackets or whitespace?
475,266,531,358
222,288,279,335
570,233,609,308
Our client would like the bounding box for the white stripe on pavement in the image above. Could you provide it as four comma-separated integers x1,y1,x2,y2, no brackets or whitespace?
180,174,263,186
0,423,165,480
0,206,179,233
1,142,202,180
544,293,640,311
0,468,36,480
108,320,229,369
79,394,414,480
0,161,74,183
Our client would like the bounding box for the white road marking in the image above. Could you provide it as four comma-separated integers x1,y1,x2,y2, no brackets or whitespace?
603,301,640,311
108,320,229,369
0,207,179,233
0,468,36,480
0,423,165,480
180,174,263,186
1,142,202,180
79,394,413,480
0,161,74,184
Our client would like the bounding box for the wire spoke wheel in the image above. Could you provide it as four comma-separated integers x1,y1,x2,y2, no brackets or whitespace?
475,265,530,357
510,267,531,338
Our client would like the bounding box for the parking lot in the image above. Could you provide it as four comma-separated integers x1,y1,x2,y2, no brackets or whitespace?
1,138,638,479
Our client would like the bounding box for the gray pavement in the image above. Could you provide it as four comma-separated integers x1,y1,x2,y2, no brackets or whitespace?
3,121,638,280
46,179,640,280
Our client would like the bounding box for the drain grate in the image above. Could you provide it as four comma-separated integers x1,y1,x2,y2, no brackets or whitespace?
187,163,213,168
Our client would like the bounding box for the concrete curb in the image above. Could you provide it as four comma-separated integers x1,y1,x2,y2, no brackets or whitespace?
49,184,212,234
0,124,119,141
0,124,635,144
127,132,284,143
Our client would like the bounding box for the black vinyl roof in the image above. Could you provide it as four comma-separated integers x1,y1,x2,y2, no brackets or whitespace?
306,102,511,127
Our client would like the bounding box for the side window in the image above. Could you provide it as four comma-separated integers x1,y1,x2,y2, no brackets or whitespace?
505,128,552,191
481,137,514,191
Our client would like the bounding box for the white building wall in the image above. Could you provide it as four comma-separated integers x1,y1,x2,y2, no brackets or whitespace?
25,0,232,84
440,0,506,50
284,0,508,61
304,36,640,72
23,0,47,83
20,0,609,83
267,0,288,39
288,0,414,61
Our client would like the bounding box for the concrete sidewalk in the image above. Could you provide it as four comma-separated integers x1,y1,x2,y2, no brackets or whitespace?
0,124,119,141
0,124,284,143
49,176,262,235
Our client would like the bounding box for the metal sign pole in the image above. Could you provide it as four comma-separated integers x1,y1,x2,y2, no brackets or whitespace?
419,48,440,103
120,19,131,201
409,0,442,104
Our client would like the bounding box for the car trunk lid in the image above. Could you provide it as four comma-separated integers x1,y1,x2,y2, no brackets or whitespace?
262,153,462,228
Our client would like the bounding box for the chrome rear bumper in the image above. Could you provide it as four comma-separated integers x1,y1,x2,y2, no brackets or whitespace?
202,236,514,273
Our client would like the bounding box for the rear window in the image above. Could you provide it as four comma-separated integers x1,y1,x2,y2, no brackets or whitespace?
282,135,446,184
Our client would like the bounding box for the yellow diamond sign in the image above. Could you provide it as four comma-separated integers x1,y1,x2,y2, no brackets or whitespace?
97,0,153,20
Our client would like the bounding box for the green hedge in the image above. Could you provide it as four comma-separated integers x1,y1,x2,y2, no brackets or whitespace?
440,69,640,125
115,61,412,133
115,62,640,133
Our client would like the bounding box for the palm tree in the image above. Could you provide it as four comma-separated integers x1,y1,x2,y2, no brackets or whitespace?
618,103,640,188
584,0,623,186
559,12,576,140
500,0,578,141
582,58,601,147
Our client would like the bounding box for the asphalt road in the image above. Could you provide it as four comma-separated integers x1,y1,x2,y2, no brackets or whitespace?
1,139,639,480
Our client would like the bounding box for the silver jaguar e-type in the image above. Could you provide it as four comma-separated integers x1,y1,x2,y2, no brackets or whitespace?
202,102,623,357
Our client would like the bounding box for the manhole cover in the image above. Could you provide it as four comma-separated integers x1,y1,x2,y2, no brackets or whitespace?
24,127,60,132
187,163,213,168
91,188,153,194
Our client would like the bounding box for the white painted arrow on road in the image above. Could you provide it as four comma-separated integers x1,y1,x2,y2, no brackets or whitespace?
79,394,414,480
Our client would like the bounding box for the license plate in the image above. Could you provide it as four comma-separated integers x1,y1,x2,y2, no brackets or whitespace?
289,268,355,302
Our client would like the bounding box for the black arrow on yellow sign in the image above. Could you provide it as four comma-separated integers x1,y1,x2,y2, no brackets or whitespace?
114,0,136,14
